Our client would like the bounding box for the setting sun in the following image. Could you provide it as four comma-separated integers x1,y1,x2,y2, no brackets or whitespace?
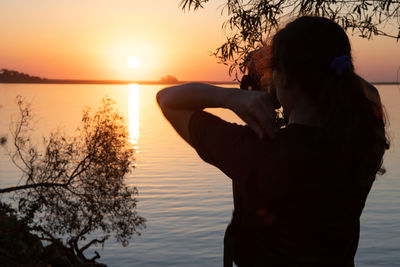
128,56,141,69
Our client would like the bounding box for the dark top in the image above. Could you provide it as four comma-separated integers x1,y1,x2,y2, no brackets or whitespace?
189,111,375,267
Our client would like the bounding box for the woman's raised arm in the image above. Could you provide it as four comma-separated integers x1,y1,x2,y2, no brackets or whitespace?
156,82,276,144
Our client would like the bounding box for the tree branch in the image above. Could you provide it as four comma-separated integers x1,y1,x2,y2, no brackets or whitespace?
89,251,101,262
0,182,67,194
79,237,107,255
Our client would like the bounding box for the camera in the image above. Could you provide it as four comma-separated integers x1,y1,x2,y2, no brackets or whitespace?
240,48,287,129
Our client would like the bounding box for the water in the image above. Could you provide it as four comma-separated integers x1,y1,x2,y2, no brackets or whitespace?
0,83,399,266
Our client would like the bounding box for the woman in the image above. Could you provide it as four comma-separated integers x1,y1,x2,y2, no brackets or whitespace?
157,16,389,266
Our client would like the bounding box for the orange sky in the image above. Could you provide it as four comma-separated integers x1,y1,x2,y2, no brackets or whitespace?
0,0,399,82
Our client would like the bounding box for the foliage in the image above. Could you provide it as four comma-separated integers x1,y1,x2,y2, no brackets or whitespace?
1,96,145,261
180,0,400,77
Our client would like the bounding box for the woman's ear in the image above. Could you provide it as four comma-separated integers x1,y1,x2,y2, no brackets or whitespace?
261,76,280,109
272,70,285,89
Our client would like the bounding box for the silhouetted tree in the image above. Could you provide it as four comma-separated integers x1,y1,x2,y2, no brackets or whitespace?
160,75,179,84
180,0,400,77
0,96,145,262
0,69,44,82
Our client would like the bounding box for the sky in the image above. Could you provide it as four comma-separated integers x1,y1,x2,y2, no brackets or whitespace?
0,0,399,82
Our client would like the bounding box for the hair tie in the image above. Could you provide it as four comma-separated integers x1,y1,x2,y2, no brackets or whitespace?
330,56,353,76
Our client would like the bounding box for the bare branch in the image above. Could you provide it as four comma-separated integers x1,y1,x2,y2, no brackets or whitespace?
0,182,67,194
79,237,108,255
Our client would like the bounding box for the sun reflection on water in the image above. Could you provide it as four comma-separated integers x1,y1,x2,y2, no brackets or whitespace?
129,84,140,147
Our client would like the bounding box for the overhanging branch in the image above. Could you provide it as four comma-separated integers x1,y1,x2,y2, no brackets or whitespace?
0,182,67,194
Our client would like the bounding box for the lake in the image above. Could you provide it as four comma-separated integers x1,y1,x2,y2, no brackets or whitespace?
0,83,399,266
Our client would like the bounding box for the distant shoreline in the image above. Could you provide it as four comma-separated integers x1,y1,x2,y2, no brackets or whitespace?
0,80,398,85
0,79,239,85
370,82,400,85
0,69,238,85
1,69,398,85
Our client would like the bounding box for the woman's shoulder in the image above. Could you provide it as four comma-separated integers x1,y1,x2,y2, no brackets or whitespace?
276,123,324,141
271,123,334,156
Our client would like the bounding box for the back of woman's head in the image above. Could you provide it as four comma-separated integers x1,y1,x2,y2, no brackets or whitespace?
270,16,389,183
271,16,351,91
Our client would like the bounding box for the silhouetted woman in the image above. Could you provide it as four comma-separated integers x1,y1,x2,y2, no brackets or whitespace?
157,16,389,267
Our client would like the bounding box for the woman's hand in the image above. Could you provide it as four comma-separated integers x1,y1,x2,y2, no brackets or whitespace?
227,90,276,139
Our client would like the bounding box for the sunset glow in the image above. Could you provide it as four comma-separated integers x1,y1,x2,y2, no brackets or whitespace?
128,56,141,69
0,1,398,82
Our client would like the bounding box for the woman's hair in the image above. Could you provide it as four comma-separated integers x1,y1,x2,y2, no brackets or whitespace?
270,16,389,183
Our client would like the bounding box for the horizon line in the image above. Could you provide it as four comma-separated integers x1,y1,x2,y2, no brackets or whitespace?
0,78,239,85
0,78,398,85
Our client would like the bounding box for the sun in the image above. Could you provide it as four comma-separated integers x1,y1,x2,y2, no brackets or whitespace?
128,56,141,69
